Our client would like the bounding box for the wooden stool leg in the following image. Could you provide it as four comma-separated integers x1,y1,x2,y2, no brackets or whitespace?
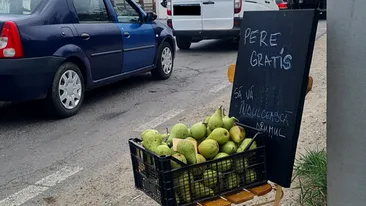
273,185,283,206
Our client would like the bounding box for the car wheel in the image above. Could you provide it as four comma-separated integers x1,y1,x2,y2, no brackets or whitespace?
151,41,174,80
176,37,191,50
47,62,85,118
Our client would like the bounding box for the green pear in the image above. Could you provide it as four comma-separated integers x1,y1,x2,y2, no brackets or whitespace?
245,169,257,184
174,172,192,202
141,129,159,139
206,127,212,137
177,140,197,164
191,182,214,198
167,136,173,147
208,106,224,130
186,137,197,142
198,137,206,145
171,153,187,169
167,123,189,146
141,130,164,152
190,122,207,140
214,152,232,172
204,116,210,124
198,139,219,159
187,128,192,137
203,169,221,188
229,125,246,144
222,116,238,130
185,137,198,153
171,123,189,138
237,138,257,153
155,145,171,156
192,154,207,177
207,128,230,145
196,153,206,163
220,141,238,155
234,158,249,173
227,173,240,189
175,191,181,204
144,156,153,168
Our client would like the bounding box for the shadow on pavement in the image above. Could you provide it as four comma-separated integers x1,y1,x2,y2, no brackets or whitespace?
0,73,153,124
0,100,49,123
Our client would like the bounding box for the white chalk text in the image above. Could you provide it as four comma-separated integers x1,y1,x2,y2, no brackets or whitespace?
244,28,292,70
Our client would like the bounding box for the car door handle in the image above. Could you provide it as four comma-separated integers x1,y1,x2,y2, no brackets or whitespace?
80,33,90,40
123,32,131,38
203,1,215,4
265,1,270,3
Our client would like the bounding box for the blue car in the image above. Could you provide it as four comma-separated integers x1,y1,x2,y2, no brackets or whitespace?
0,0,176,118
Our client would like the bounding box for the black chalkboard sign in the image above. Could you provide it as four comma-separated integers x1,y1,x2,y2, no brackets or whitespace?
229,10,319,188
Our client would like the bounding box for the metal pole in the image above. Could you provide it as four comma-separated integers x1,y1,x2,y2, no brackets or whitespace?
328,0,366,205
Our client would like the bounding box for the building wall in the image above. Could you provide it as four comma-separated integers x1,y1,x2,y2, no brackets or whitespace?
327,0,366,205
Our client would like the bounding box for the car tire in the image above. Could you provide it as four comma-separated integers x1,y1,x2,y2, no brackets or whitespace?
176,37,191,50
47,62,85,118
151,41,174,80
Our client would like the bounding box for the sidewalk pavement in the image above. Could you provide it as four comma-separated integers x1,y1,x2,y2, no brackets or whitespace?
40,34,327,206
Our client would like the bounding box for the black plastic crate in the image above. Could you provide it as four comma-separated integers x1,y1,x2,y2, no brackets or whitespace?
129,123,268,206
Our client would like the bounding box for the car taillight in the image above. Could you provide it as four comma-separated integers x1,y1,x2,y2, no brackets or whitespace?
277,2,288,9
167,0,172,16
234,0,242,13
0,21,23,58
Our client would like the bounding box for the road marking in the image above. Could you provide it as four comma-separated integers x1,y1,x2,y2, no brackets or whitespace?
35,166,83,187
0,185,48,206
209,82,231,93
135,109,184,132
0,166,82,206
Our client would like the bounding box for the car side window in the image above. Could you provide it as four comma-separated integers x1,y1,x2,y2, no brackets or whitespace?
73,0,110,23
111,0,141,23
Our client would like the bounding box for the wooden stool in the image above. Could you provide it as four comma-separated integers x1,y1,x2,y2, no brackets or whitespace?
202,63,313,206
197,183,284,206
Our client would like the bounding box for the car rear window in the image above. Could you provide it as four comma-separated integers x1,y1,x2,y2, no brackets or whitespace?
0,0,41,15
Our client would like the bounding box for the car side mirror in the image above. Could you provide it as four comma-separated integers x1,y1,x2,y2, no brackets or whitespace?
146,11,157,22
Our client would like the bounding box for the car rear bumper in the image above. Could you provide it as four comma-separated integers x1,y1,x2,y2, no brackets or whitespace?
0,56,65,101
167,17,242,39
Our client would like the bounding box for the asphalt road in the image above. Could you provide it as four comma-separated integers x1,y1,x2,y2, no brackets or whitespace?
0,20,326,205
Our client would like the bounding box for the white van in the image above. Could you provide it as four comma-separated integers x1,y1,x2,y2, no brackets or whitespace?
165,0,279,49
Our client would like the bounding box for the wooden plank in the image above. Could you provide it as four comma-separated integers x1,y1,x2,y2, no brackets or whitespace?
273,185,283,206
224,190,255,204
199,198,232,206
307,76,313,94
248,183,272,196
227,64,235,83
